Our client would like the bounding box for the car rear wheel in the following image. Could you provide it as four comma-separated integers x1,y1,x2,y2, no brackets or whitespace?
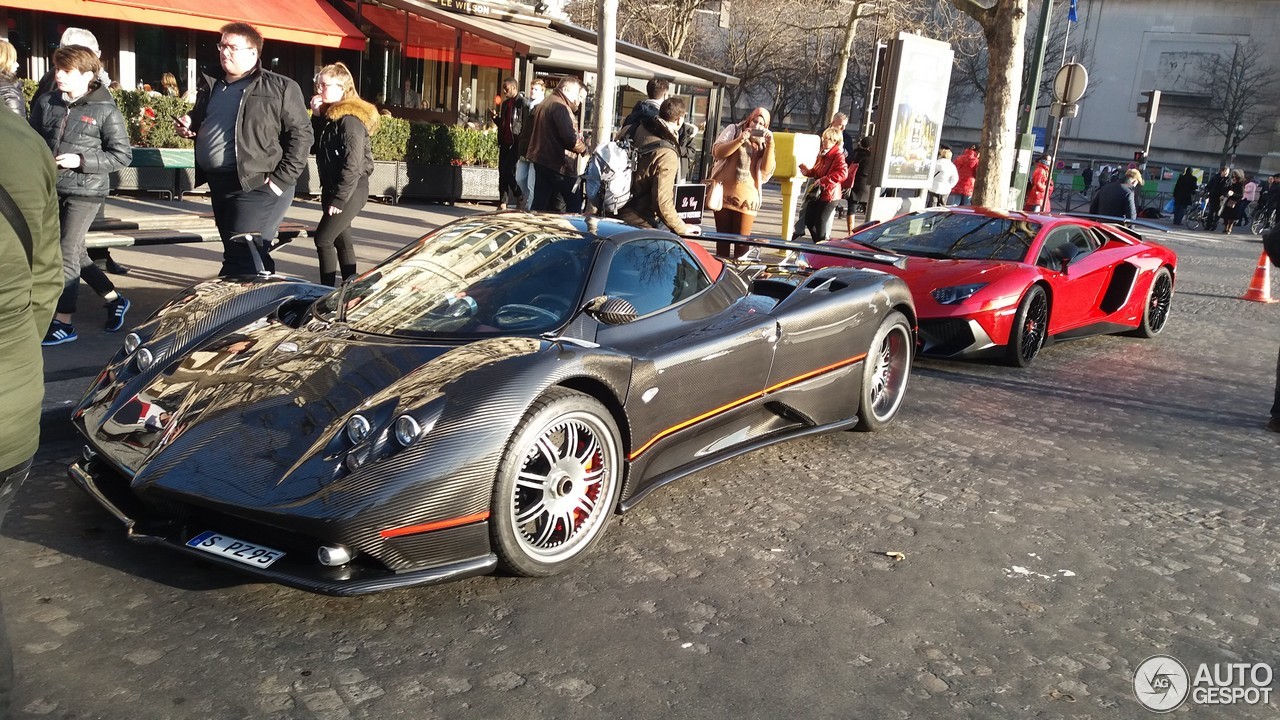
855,311,913,432
1004,285,1049,367
1131,267,1173,338
492,388,623,577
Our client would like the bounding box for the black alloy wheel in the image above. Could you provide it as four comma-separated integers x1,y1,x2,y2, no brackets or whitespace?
1004,285,1049,367
1131,267,1173,338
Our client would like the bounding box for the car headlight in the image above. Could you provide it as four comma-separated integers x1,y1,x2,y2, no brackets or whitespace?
345,414,372,444
394,415,422,447
135,347,155,371
123,332,142,354
931,283,988,305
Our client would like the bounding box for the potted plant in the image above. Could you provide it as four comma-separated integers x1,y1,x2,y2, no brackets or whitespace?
398,122,500,203
109,90,194,197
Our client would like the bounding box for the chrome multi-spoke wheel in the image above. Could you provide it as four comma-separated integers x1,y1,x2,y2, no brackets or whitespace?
856,311,913,432
1005,285,1049,367
493,389,622,576
1133,267,1174,338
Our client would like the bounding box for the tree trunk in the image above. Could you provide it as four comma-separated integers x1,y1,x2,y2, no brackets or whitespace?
952,0,1029,208
825,4,865,123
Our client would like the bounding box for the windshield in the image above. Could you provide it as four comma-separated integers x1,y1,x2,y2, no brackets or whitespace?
852,212,1041,262
314,218,596,337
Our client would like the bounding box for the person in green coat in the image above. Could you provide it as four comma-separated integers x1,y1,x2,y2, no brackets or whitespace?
0,100,62,719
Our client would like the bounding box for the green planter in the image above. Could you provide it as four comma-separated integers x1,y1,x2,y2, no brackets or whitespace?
129,147,195,169
399,164,498,203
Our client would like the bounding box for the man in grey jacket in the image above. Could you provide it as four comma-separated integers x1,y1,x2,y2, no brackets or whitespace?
176,22,312,276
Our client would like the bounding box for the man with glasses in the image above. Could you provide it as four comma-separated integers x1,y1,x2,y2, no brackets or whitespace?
175,23,311,276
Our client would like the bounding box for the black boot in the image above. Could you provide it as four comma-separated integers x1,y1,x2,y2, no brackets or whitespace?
340,264,358,285
320,271,338,287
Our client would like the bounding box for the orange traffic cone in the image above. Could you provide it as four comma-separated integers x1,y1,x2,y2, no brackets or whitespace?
1241,251,1278,303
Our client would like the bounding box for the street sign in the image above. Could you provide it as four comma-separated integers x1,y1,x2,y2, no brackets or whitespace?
1052,63,1089,104
1050,102,1080,118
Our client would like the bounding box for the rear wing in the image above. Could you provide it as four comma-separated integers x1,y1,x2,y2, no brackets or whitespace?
681,230,908,269
1059,212,1170,240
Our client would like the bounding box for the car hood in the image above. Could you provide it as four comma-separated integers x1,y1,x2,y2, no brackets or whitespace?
78,318,543,507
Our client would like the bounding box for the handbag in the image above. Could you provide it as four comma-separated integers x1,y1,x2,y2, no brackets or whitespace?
706,180,724,211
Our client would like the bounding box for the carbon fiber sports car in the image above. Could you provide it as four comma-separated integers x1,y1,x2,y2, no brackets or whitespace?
68,213,916,595
803,207,1177,366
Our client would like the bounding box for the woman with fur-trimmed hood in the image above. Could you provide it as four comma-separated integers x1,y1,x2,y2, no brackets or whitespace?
310,62,378,286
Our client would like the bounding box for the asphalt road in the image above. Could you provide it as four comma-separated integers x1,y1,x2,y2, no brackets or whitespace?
5,203,1279,719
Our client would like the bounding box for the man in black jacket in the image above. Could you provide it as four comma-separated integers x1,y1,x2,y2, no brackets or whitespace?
1204,167,1230,232
495,78,528,210
175,23,312,276
1090,169,1142,220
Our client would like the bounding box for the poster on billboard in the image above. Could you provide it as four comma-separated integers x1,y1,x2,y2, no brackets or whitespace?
873,33,954,191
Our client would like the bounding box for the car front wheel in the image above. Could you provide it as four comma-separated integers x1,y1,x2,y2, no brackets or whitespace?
492,388,623,577
1004,285,1049,367
855,311,913,432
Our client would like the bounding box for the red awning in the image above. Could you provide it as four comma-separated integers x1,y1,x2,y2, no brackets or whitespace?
12,0,366,50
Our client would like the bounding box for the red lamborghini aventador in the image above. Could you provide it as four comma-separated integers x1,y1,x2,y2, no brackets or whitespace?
803,207,1178,366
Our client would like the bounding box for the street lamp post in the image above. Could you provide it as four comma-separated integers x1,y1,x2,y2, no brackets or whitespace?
1229,123,1243,168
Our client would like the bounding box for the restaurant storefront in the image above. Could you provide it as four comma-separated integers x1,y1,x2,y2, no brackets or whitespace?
0,0,735,171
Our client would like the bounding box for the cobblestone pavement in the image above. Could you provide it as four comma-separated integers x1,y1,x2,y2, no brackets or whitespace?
4,220,1278,719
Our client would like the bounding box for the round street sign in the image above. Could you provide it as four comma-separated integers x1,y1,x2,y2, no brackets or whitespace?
1053,63,1089,104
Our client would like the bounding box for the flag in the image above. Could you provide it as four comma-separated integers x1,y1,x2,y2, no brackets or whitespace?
1068,0,1078,22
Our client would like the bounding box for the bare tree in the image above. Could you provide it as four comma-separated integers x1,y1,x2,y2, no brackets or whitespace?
824,0,877,124
1182,41,1280,164
949,0,1029,208
618,0,711,58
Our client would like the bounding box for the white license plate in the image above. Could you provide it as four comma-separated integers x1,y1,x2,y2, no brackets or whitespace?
186,531,285,568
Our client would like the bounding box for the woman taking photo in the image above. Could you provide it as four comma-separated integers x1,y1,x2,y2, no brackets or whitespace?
706,106,776,259
30,44,132,345
795,126,848,243
310,62,377,286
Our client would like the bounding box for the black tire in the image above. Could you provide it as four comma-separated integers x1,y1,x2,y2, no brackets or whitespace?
1003,285,1049,367
1131,266,1174,338
855,311,913,432
491,388,623,577
1185,208,1204,232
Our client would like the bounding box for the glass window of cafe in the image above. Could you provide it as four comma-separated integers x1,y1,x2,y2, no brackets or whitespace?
345,2,512,124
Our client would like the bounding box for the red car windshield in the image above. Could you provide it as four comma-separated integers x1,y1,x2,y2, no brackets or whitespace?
854,212,1041,262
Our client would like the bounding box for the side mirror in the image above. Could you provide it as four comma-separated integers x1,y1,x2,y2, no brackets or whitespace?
584,296,638,325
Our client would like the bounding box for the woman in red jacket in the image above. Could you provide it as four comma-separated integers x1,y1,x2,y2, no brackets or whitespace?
1024,155,1054,213
951,144,979,205
796,127,848,243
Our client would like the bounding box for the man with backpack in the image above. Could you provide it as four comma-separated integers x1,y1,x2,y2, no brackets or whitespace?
494,78,528,210
617,98,700,236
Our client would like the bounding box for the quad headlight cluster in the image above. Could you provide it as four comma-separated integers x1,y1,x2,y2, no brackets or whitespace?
338,402,441,475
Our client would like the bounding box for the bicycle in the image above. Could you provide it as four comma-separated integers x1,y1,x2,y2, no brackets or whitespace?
1250,205,1275,236
1184,194,1210,231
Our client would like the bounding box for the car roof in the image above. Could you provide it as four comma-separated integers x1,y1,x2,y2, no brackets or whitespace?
464,211,725,279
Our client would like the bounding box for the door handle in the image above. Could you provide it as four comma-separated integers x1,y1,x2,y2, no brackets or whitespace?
762,323,780,343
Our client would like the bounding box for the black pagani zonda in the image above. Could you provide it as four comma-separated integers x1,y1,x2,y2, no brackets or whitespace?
69,213,916,595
